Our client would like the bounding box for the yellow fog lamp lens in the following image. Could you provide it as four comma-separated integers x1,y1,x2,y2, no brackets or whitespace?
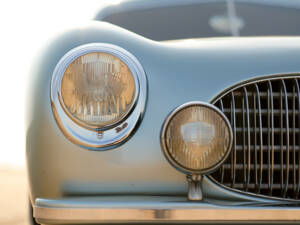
61,52,136,129
161,102,233,174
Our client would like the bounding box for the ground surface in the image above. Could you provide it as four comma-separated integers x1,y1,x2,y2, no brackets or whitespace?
0,166,30,225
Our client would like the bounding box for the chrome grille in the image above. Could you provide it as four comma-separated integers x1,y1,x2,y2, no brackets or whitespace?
210,76,300,200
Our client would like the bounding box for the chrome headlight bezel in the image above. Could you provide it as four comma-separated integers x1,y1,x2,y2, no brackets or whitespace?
51,43,147,150
160,101,233,175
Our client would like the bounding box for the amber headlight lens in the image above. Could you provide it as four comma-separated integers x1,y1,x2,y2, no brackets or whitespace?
161,102,232,174
61,52,137,128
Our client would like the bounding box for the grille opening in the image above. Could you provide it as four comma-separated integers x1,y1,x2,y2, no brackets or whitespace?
211,76,300,200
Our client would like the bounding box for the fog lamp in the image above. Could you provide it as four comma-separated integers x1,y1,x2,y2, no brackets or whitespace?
161,102,232,200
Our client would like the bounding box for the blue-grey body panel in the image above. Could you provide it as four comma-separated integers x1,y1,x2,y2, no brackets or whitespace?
26,21,300,202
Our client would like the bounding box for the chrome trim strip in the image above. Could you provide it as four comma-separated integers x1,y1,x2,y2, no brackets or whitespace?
50,43,147,150
34,205,300,222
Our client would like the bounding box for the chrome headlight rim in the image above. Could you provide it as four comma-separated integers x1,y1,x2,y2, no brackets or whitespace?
51,43,147,150
160,101,233,175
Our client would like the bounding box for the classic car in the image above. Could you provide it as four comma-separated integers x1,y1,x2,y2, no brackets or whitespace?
27,0,300,224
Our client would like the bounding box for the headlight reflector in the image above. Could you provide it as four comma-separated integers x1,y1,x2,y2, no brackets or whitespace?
61,52,136,128
161,102,232,174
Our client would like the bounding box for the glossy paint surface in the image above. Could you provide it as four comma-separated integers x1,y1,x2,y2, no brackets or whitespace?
26,21,300,203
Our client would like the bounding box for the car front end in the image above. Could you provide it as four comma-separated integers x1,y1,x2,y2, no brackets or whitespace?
27,0,300,224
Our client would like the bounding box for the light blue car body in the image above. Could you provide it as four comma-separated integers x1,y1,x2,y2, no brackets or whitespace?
26,0,300,224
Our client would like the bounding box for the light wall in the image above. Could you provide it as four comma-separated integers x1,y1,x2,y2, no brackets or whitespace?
0,0,110,166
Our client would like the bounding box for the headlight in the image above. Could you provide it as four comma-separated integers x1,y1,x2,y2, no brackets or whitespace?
51,43,147,150
61,52,137,129
161,102,232,174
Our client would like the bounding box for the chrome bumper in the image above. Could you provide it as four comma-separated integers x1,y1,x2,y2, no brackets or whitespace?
34,196,300,224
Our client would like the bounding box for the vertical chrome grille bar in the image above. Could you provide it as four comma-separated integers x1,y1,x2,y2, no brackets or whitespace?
242,94,246,190
220,99,225,183
255,84,263,193
267,81,271,191
243,87,251,191
254,91,258,191
295,79,300,199
268,81,274,195
281,80,290,198
293,82,296,197
231,92,237,188
280,85,284,194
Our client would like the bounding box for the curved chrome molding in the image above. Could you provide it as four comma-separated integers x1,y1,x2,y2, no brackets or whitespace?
208,174,300,203
208,73,300,202
160,101,233,175
210,72,300,105
51,43,147,150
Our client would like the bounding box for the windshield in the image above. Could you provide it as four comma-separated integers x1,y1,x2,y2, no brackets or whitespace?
98,0,300,41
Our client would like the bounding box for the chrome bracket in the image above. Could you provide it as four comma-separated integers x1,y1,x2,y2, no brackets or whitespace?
187,174,203,201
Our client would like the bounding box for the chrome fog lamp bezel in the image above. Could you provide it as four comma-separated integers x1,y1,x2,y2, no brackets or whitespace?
51,43,147,150
160,101,233,175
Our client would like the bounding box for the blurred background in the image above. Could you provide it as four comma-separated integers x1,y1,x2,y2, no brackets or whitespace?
0,1,105,224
